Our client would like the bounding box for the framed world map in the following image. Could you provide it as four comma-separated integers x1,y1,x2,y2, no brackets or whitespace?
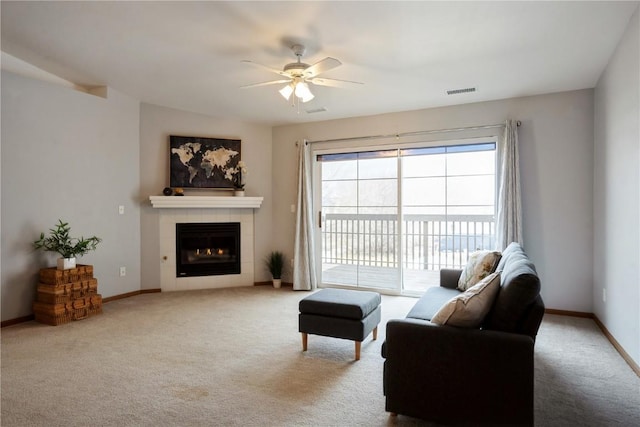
169,135,241,189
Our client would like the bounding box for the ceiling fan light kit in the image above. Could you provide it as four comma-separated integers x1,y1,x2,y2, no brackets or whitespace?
278,79,314,103
241,43,362,107
279,84,294,100
294,81,314,102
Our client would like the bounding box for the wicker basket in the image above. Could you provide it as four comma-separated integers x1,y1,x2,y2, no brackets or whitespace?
33,294,102,326
88,294,103,316
39,265,94,285
36,279,98,304
34,265,101,326
33,298,88,325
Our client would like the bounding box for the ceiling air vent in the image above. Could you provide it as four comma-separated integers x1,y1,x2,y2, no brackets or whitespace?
306,107,327,114
446,87,476,95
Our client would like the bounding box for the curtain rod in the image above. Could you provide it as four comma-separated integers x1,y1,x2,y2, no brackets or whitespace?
304,120,521,145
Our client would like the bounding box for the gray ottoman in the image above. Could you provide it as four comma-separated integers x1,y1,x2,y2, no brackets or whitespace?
299,288,382,360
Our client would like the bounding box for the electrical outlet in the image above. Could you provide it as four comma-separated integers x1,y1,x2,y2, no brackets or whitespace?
120,266,126,277
602,288,606,302
118,205,125,215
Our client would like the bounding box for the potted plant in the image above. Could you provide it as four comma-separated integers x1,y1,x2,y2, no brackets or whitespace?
233,161,247,196
33,219,102,270
265,251,285,288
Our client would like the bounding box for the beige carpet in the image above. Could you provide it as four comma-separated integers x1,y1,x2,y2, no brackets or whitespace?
1,286,639,426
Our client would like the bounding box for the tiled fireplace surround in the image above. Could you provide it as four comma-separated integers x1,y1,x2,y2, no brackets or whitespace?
150,196,263,292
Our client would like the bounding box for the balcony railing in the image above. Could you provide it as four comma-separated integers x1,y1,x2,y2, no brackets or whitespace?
322,213,495,273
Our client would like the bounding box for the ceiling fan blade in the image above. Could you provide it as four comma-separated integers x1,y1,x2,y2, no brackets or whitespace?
241,60,288,77
308,77,364,88
303,57,342,78
240,79,291,89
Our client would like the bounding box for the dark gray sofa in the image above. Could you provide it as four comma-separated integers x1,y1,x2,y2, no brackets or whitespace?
382,242,545,426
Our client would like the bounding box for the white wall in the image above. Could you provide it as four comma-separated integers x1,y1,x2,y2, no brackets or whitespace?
273,90,595,312
1,71,141,321
138,103,273,289
594,6,639,366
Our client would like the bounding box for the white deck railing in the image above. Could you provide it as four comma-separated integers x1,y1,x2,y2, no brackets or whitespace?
322,213,495,271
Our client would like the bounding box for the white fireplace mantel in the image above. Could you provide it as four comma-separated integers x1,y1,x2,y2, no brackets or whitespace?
149,195,263,209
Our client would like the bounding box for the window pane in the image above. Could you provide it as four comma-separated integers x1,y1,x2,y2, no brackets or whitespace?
358,157,397,179
323,206,358,215
322,159,357,180
446,142,495,153
357,149,397,160
401,146,446,157
402,206,446,215
322,180,357,207
358,206,397,215
403,154,445,177
447,175,495,206
446,205,495,215
403,177,446,206
359,179,397,207
447,151,495,176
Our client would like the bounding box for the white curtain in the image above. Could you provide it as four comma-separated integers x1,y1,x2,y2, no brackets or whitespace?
496,119,523,250
293,140,317,290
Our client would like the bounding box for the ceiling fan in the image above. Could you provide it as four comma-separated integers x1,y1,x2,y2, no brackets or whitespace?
241,44,363,104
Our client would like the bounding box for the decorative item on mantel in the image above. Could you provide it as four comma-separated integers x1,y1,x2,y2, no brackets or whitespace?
33,220,101,270
231,161,247,196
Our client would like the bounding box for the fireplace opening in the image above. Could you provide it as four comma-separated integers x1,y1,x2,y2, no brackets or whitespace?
176,222,240,277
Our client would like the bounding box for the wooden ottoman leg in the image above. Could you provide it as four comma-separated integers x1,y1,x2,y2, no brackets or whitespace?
355,341,361,361
373,326,378,340
301,332,308,351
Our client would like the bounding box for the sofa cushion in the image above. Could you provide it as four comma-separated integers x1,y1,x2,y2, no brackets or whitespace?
457,250,502,291
431,272,501,328
495,242,529,273
406,286,461,321
485,252,540,333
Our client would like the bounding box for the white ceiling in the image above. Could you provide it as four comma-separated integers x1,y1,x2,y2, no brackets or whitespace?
1,1,637,127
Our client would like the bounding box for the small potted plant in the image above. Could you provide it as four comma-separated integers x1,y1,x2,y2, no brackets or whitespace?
33,219,102,270
265,251,285,288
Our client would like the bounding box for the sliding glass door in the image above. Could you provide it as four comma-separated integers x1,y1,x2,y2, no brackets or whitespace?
315,139,496,295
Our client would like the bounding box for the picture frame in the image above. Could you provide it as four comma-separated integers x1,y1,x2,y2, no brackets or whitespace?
169,135,241,189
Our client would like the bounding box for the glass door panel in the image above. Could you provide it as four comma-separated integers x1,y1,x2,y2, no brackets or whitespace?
401,143,496,293
319,150,400,291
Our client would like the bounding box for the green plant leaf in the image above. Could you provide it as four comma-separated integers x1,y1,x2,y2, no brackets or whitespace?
33,219,101,259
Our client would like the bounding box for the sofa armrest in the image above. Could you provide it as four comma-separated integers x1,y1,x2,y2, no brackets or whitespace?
383,318,534,425
440,268,462,289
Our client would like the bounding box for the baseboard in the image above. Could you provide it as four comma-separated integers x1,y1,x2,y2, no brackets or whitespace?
1,314,35,328
102,288,161,303
2,288,162,328
592,315,640,377
545,308,640,377
254,281,293,287
544,308,593,318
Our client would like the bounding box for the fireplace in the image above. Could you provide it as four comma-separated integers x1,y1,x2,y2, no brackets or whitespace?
152,196,262,291
175,222,240,277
